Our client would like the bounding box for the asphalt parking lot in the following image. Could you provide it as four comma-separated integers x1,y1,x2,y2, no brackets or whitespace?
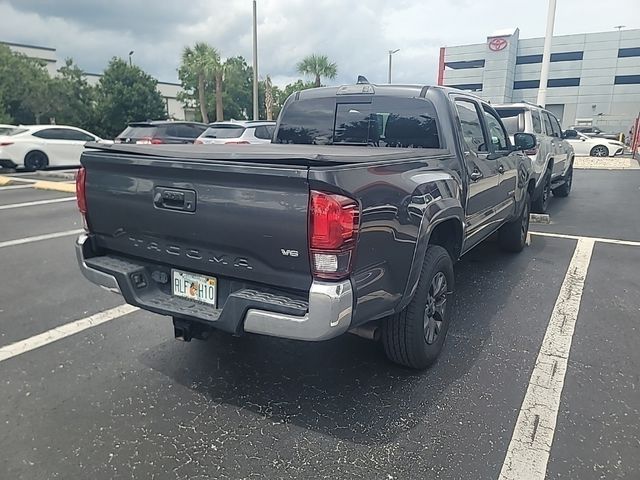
1,166,639,479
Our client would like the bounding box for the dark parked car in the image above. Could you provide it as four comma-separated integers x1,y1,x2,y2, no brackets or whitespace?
115,121,208,144
76,83,540,369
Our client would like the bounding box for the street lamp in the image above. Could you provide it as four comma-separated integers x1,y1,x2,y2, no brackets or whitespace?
388,49,400,84
128,50,134,66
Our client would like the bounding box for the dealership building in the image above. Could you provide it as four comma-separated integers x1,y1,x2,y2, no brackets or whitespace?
438,28,640,134
1,40,190,121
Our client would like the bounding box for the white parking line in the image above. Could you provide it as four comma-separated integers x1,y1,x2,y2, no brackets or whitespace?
0,305,139,363
0,197,75,210
0,229,83,248
0,184,34,191
531,230,640,247
499,238,595,480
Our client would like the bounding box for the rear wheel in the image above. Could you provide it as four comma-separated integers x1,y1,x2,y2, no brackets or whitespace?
381,245,454,369
590,145,609,157
498,192,530,253
532,169,551,213
24,151,48,171
553,162,573,198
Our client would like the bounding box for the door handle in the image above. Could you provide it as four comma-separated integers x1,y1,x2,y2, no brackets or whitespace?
470,170,483,182
498,165,505,174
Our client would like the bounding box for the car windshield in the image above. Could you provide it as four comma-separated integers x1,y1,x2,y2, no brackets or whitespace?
0,127,27,136
202,125,245,138
276,96,440,148
495,108,526,135
117,125,158,139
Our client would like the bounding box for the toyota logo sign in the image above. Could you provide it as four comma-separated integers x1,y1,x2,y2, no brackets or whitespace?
488,37,508,52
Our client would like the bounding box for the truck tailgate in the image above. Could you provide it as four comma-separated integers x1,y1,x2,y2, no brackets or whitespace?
82,152,312,291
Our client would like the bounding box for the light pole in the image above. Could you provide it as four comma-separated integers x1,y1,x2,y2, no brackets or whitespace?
128,50,134,66
536,0,557,106
388,49,400,84
252,0,259,120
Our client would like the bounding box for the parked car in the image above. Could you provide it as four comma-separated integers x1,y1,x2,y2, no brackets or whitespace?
568,125,619,140
563,130,626,157
195,121,276,145
75,83,538,369
495,103,574,213
0,125,109,170
115,121,208,145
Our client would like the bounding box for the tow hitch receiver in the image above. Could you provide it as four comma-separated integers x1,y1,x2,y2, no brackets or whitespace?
173,318,212,342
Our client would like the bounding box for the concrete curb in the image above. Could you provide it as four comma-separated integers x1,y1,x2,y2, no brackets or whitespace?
33,181,76,193
530,213,550,224
39,171,77,180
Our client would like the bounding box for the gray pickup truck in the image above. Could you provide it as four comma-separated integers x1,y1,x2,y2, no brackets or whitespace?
75,83,536,369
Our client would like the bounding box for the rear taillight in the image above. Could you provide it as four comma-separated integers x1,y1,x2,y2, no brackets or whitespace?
0,141,14,147
136,137,164,145
75,167,88,230
309,191,359,280
224,140,250,145
194,138,204,144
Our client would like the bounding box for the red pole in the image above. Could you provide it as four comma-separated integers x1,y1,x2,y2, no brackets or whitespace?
632,115,640,159
437,47,445,86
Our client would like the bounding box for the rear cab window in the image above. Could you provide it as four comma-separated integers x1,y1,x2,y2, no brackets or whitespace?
276,96,440,148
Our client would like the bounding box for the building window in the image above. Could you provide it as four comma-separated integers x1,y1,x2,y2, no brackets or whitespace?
513,78,580,89
614,75,640,85
618,47,640,58
513,80,540,89
548,77,580,87
516,51,583,64
447,83,483,91
444,59,485,69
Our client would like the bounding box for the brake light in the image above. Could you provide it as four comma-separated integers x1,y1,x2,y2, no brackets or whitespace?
136,137,164,145
224,140,250,145
0,141,13,147
76,167,88,231
194,138,204,144
309,191,359,280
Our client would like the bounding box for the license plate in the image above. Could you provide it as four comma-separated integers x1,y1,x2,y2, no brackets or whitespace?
171,269,217,307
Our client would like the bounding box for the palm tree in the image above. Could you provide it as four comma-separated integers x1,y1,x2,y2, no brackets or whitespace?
180,43,220,123
296,54,338,87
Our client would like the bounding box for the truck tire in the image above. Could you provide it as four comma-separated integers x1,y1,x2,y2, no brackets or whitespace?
381,245,454,369
532,169,551,214
552,162,573,198
498,192,530,253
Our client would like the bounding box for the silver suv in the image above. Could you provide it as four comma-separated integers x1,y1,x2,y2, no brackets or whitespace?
495,103,574,213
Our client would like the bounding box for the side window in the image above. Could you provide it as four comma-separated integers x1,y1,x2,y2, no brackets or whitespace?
454,100,487,153
531,110,543,134
173,124,200,138
542,112,554,136
32,128,66,140
64,129,94,142
483,108,509,151
544,112,561,137
254,125,273,140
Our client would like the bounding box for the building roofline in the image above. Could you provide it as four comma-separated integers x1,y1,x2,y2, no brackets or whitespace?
85,71,180,87
1,40,56,52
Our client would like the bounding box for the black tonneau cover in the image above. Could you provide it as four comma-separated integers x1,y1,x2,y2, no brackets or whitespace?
86,142,451,165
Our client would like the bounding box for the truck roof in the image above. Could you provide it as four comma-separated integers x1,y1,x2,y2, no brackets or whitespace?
292,83,482,101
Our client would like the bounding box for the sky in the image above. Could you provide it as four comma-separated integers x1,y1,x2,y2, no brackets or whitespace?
1,0,639,87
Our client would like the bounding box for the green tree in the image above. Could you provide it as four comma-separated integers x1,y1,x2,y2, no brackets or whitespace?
180,43,220,123
296,54,337,87
50,58,95,128
94,57,166,138
0,44,53,124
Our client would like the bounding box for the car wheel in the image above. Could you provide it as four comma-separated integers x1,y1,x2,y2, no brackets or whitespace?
553,162,573,198
532,169,552,214
590,145,609,157
498,192,530,253
24,151,49,171
381,245,454,370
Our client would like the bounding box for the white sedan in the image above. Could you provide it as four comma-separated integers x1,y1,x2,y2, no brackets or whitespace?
565,130,626,157
0,125,110,170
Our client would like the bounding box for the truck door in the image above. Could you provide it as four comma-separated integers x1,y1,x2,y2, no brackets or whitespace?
452,98,502,250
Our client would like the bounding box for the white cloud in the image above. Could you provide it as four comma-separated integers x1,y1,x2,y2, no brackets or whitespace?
2,0,639,87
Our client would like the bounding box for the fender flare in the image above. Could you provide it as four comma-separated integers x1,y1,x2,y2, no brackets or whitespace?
397,200,464,311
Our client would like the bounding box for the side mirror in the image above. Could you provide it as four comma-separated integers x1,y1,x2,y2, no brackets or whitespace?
563,129,578,139
514,132,536,151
